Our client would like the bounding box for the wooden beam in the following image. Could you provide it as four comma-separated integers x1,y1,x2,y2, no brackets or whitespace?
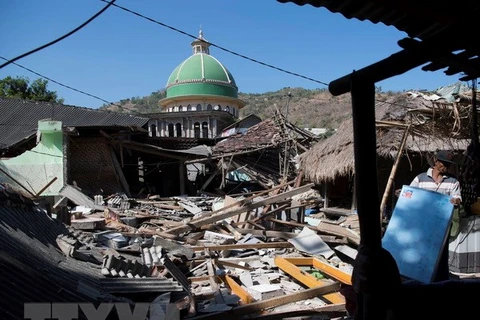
34,176,58,197
280,257,352,286
234,227,346,244
166,183,314,235
190,180,295,222
329,46,438,96
251,303,346,319
191,241,293,252
109,145,131,197
274,256,345,304
114,140,186,160
214,259,253,271
266,217,360,246
220,282,340,318
205,249,219,292
219,275,254,304
398,38,480,78
220,220,242,240
311,258,352,285
199,166,220,192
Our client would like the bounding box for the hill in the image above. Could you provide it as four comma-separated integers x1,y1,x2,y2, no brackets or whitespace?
100,87,399,129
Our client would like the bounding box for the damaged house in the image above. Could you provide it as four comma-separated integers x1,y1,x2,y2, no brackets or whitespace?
300,85,476,217
191,108,321,194
0,97,149,201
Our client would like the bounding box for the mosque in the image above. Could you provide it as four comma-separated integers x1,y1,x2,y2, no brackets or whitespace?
146,30,247,146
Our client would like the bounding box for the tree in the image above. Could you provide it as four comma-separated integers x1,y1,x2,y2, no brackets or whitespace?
0,76,64,103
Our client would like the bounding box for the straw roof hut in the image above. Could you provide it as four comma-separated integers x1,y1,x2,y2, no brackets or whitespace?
302,91,474,182
300,86,478,213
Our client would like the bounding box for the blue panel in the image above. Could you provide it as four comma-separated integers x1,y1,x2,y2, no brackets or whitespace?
382,185,454,283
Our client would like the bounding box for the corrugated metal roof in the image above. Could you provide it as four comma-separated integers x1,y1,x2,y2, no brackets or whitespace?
0,97,149,149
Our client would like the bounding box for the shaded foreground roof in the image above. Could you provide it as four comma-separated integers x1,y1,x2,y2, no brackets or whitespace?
0,185,123,319
0,97,149,149
300,92,473,182
278,0,480,81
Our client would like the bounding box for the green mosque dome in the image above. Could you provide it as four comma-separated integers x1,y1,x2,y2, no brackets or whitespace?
165,31,239,99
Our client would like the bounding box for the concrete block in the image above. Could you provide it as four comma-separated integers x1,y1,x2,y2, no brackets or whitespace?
247,284,283,301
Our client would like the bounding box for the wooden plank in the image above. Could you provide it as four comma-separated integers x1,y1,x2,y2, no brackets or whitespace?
267,217,360,246
214,259,253,271
274,256,345,304
282,257,352,285
224,282,340,317
220,275,254,304
233,228,346,244
274,257,320,288
188,276,212,282
311,258,352,285
191,242,293,252
319,207,355,216
234,228,297,240
108,145,131,197
221,220,242,240
252,303,346,319
198,180,295,221
166,183,314,235
205,249,219,292
59,184,104,211
248,203,290,223
135,201,184,210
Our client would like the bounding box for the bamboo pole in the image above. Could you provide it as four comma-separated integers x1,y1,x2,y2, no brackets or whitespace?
379,125,410,220
34,176,58,197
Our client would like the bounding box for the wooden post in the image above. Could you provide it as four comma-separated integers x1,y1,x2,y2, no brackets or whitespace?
351,75,381,249
179,162,186,195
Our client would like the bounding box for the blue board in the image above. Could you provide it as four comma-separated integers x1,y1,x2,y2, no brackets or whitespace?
382,185,454,283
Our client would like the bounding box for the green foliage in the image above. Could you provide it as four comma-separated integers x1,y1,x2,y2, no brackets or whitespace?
0,76,63,103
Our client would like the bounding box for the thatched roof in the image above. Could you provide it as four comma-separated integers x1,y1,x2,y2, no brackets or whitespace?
301,90,476,183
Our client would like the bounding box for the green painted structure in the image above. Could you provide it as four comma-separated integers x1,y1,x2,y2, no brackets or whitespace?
164,30,239,100
150,30,245,140
0,120,64,196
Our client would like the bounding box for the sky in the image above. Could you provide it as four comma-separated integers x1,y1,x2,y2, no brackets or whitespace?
0,0,465,109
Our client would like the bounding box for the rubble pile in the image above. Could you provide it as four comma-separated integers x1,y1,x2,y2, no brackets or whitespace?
53,181,360,319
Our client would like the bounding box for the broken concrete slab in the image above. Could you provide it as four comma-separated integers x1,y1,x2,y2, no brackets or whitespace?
287,227,335,259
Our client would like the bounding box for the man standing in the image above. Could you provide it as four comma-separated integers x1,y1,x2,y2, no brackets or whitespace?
410,150,462,281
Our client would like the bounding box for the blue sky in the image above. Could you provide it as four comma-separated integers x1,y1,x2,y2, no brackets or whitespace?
1,0,463,109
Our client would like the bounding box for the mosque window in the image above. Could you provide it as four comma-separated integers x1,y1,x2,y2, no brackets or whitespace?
202,122,209,138
187,104,192,111
174,106,179,112
168,123,174,137
175,123,182,137
207,104,212,111
150,124,157,137
179,105,183,111
194,122,201,138
197,104,202,111
225,106,230,112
